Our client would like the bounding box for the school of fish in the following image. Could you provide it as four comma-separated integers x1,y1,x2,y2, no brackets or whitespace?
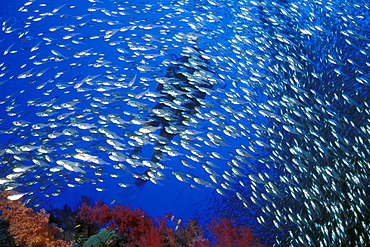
0,0,369,246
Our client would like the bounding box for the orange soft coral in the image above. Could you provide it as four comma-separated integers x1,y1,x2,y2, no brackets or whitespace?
0,190,73,247
175,218,210,246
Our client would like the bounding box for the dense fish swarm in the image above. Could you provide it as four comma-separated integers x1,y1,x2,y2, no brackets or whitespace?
0,0,369,246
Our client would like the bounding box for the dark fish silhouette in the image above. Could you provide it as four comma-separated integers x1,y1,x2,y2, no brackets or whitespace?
133,50,214,186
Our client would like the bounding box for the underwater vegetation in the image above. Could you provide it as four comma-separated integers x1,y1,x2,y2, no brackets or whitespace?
0,190,264,247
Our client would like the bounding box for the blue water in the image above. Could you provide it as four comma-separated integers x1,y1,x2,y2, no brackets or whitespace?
0,0,242,222
1,0,369,246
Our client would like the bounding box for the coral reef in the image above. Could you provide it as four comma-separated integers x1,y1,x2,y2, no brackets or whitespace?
78,201,179,247
175,218,210,246
48,204,78,242
82,228,123,247
78,200,265,247
47,197,97,244
208,218,265,247
0,192,264,247
0,191,74,247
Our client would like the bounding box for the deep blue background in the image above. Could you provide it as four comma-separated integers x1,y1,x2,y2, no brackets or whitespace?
1,0,369,246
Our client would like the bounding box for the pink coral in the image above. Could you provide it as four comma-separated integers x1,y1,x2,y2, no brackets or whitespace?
78,201,265,247
78,201,179,246
208,218,265,247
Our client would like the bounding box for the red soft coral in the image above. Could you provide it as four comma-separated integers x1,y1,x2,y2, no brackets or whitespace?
0,190,73,247
209,218,265,247
78,201,179,246
78,201,265,247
